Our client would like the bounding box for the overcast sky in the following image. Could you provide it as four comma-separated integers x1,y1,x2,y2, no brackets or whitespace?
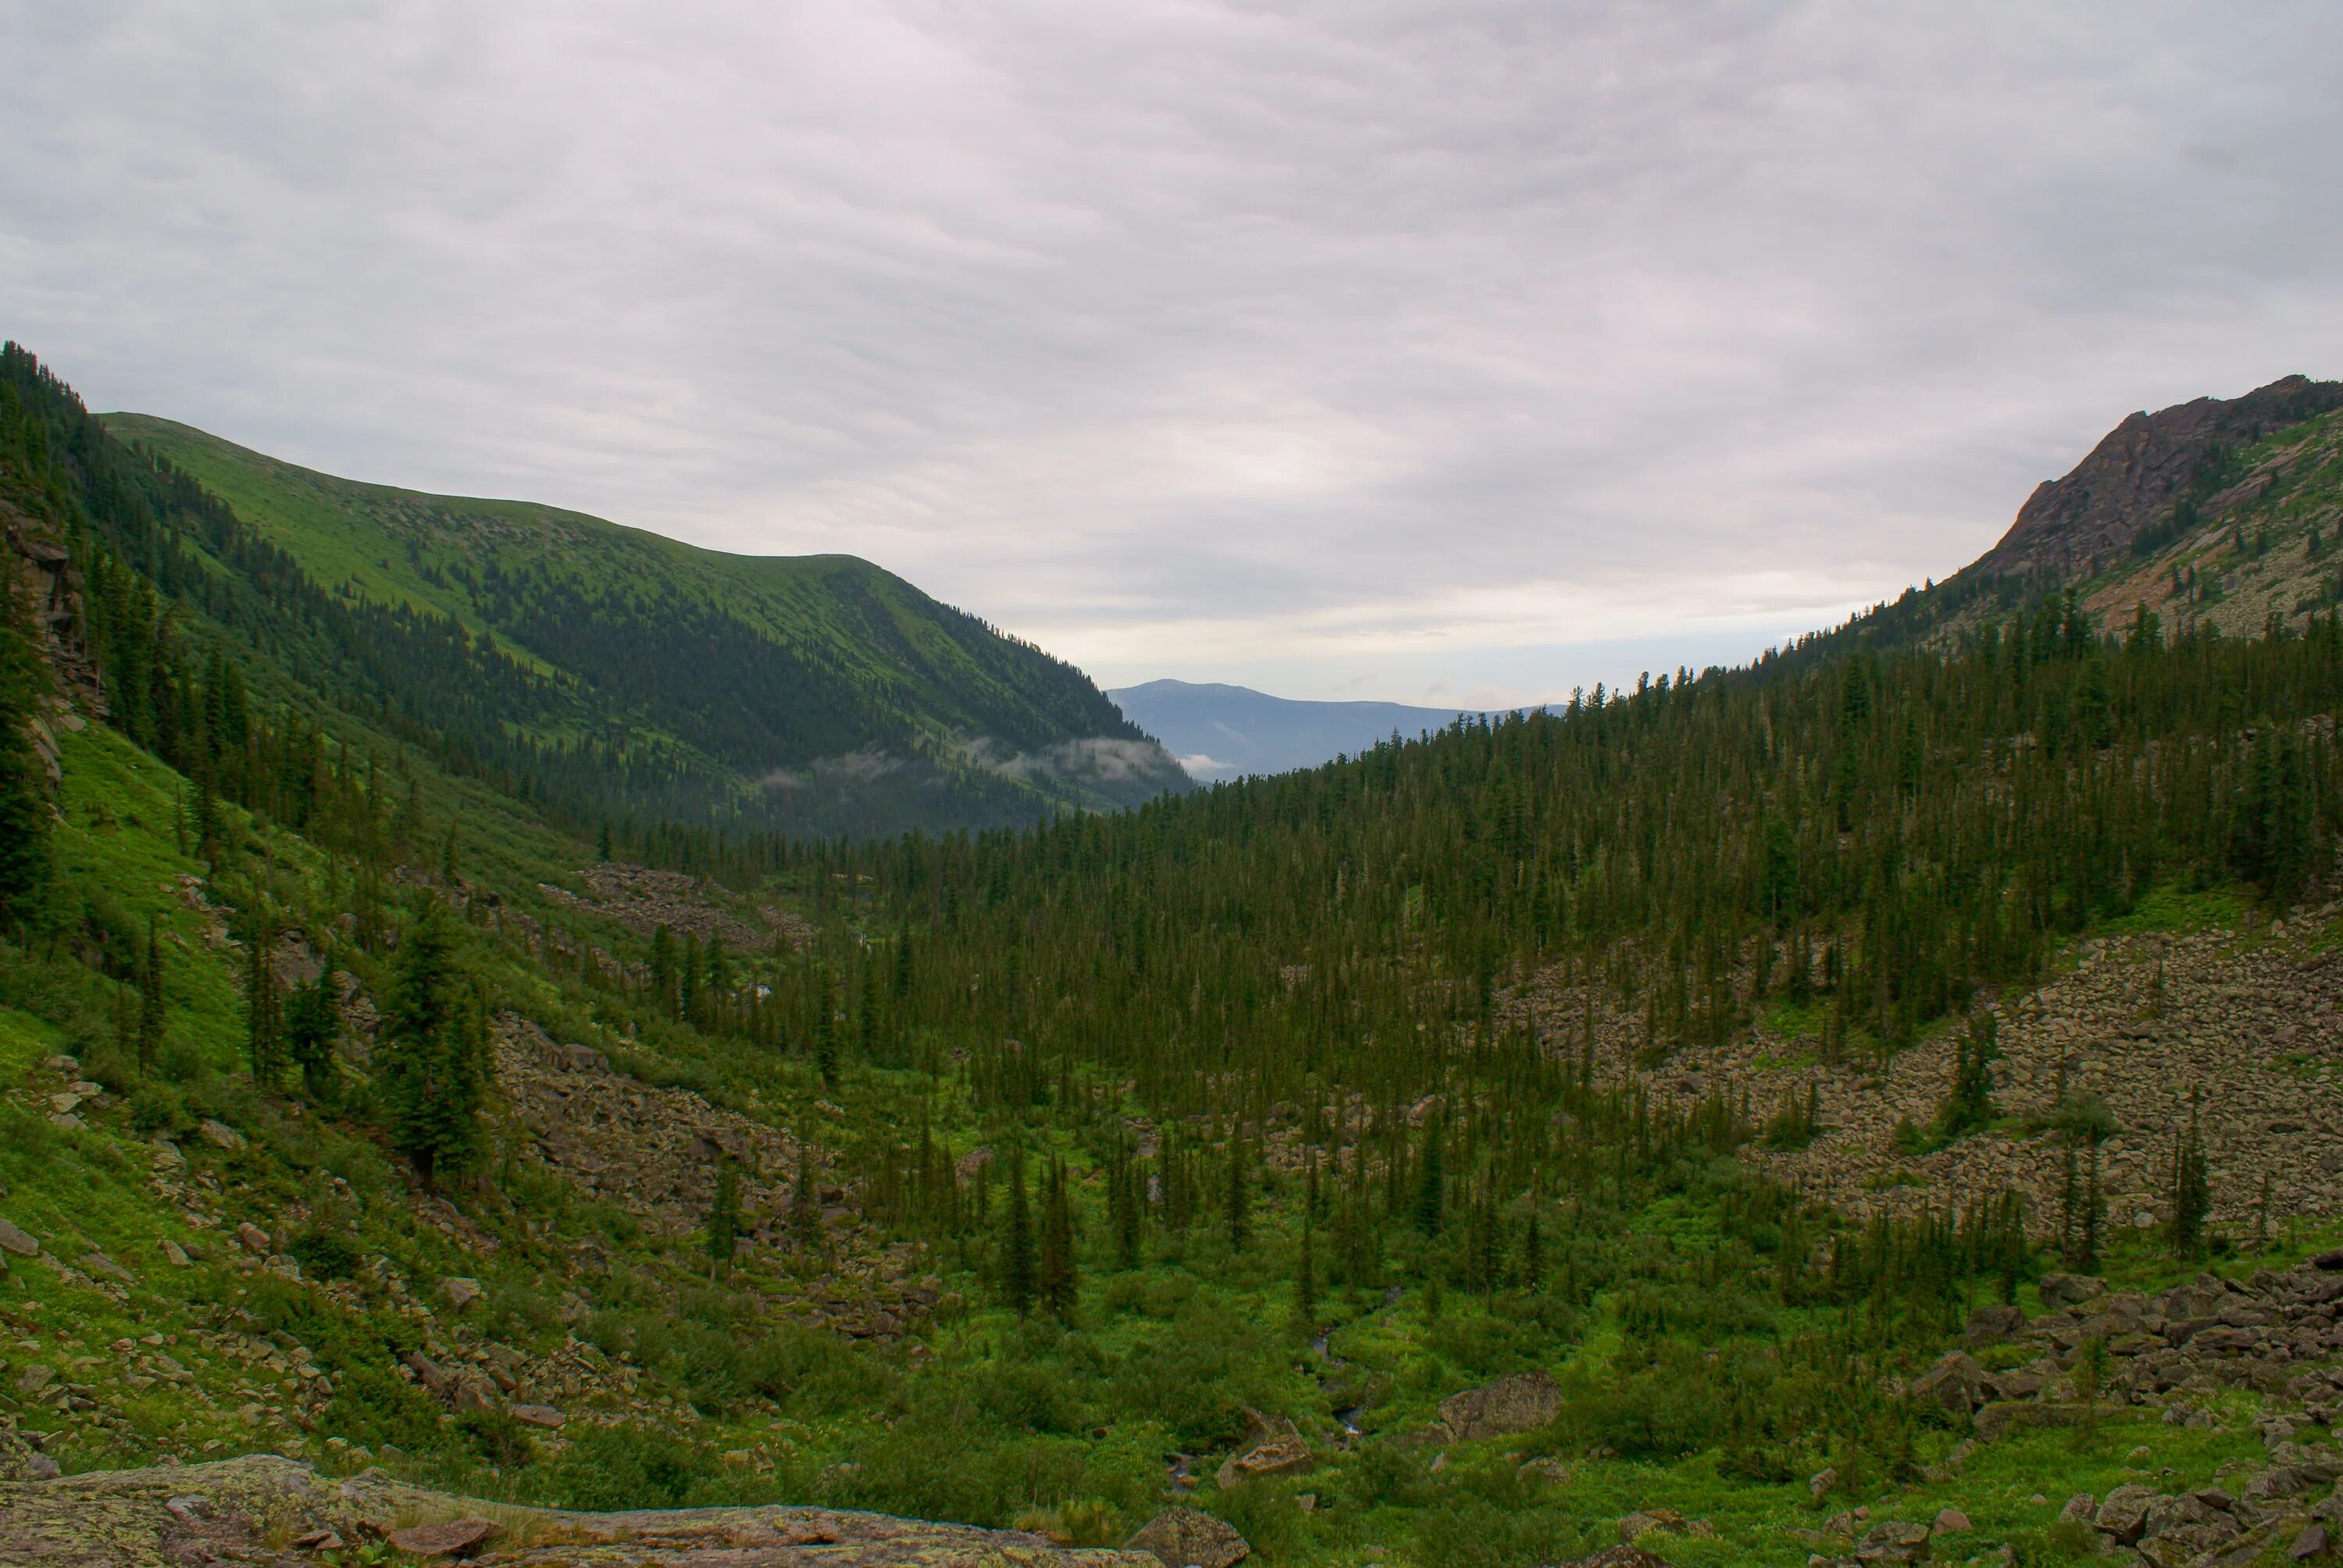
5,2,2341,707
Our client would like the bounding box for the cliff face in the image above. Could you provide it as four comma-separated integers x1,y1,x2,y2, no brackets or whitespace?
2,498,99,784
1978,375,2343,579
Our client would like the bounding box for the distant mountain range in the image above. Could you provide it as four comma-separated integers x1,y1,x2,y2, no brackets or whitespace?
1107,679,1500,780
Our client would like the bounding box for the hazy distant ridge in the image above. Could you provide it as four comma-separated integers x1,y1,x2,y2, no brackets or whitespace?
1109,679,1496,780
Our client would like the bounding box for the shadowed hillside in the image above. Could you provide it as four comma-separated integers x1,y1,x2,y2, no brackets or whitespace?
95,408,1188,838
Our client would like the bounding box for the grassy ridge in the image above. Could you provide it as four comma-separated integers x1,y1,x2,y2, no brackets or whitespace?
102,412,1186,832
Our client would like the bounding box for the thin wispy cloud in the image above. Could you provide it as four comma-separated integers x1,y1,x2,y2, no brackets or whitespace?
5,2,2340,704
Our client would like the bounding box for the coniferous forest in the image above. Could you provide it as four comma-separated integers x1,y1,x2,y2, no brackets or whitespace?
7,341,2343,1568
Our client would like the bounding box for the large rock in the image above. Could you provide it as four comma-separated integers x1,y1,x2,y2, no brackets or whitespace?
1214,1411,1310,1489
1909,1351,1991,1413
0,1217,39,1256
2095,1485,2164,1545
2039,1274,2106,1310
1964,1304,2024,1347
0,1430,49,1482
1551,1551,1677,1568
1856,1521,1932,1565
1439,1370,1563,1442
1618,1509,1700,1543
4,1454,1167,1568
387,1516,500,1558
1126,1507,1250,1568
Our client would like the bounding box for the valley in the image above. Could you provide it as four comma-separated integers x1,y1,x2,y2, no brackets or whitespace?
6,355,2343,1568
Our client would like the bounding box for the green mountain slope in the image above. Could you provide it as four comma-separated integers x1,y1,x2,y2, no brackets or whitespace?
99,411,1186,837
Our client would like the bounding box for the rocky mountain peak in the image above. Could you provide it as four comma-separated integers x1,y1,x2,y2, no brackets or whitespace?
1978,374,2343,579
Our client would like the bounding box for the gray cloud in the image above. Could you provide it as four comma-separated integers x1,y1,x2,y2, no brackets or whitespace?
757,747,904,792
954,734,1179,788
5,2,2341,706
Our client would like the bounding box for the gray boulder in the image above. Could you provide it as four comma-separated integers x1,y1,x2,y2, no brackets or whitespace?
1856,1520,1931,1565
1439,1370,1561,1442
1127,1507,1250,1568
2040,1274,2107,1310
2094,1484,2163,1545
1965,1304,2024,1347
1910,1351,1990,1413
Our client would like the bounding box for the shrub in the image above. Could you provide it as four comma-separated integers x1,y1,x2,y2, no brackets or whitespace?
455,1407,534,1470
157,1038,204,1084
127,1082,187,1135
81,1038,141,1096
322,1362,448,1456
288,1229,364,1281
527,1422,725,1510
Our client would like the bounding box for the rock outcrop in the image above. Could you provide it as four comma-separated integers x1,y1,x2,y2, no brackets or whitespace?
2,495,102,782
1977,376,2343,579
0,1453,1164,1568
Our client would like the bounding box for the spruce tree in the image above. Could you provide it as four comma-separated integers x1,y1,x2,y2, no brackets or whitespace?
284,971,341,1101
244,921,285,1088
1225,1130,1251,1251
815,970,840,1087
376,906,483,1185
708,1154,741,1278
680,933,703,1025
649,925,678,1019
1040,1157,1077,1320
858,959,880,1064
1113,1151,1143,1270
790,1146,822,1254
1413,1113,1446,1236
1293,1210,1318,1334
0,582,50,931
2167,1095,2210,1259
1003,1153,1036,1317
1940,1010,1998,1135
137,914,166,1075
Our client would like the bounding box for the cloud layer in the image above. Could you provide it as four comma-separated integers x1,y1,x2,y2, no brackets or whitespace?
6,2,2341,704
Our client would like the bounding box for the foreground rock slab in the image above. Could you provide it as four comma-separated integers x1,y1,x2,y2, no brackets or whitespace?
0,1454,1167,1568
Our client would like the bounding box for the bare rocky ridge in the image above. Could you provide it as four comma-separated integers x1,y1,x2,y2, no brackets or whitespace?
2078,407,2343,642
0,1452,1159,1568
1977,376,2343,579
